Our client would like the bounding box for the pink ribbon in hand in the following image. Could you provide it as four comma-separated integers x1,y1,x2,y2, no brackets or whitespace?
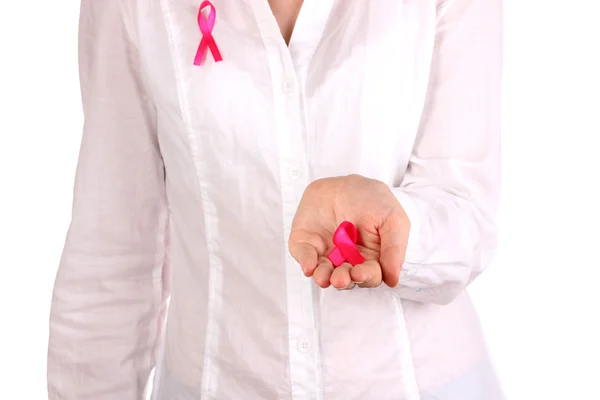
194,1,223,65
328,221,366,267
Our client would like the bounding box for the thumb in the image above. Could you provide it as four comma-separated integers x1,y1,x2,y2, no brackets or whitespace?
378,210,410,287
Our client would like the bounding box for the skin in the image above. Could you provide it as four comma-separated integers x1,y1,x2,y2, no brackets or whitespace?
268,0,304,45
289,175,410,290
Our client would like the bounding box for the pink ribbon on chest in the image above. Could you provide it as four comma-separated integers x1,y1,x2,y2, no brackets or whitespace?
328,221,366,267
194,1,223,65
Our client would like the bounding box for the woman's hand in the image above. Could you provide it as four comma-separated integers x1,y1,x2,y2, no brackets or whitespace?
289,174,410,290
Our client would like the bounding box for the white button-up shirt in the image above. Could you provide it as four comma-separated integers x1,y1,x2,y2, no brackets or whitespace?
48,0,504,399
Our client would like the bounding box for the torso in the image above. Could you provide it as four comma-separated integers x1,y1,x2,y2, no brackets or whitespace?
138,1,503,399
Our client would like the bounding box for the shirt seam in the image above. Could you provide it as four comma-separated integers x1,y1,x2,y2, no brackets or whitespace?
159,1,222,399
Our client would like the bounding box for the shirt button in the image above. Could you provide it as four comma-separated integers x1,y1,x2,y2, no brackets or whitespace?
283,79,294,94
298,339,312,353
288,167,301,180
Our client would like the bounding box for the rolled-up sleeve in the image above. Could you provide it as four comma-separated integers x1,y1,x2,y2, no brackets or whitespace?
47,0,169,398
392,0,502,305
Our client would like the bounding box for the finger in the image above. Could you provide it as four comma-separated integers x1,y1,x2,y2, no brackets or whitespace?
312,256,334,288
330,263,354,290
350,259,382,288
289,230,328,276
290,243,318,276
289,242,318,276
378,209,410,287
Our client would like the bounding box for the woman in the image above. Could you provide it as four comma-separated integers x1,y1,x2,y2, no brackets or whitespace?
48,0,503,399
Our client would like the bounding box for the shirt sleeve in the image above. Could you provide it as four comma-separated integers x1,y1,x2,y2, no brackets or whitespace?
47,1,169,398
391,0,502,305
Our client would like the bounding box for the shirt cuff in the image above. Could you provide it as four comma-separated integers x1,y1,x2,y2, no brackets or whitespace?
392,188,423,265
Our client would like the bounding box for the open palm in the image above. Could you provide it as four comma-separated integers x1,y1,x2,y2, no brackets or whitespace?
288,174,410,290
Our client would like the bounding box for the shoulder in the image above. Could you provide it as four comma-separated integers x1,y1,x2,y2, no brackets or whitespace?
79,0,141,45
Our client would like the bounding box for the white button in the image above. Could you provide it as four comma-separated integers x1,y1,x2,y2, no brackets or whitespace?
283,79,294,93
288,167,301,180
298,339,312,353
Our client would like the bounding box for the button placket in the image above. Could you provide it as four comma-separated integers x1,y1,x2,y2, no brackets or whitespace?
275,50,320,397
288,166,301,180
283,78,294,94
297,338,312,353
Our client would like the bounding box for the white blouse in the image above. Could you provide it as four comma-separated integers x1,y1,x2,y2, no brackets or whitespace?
48,0,504,399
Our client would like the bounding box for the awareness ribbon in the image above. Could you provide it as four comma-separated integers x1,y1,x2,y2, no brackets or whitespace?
328,221,365,267
193,1,223,65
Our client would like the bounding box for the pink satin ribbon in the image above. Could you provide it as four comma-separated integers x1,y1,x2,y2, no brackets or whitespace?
194,1,223,65
328,221,365,267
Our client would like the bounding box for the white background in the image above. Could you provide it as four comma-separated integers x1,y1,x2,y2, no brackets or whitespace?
1,1,599,399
